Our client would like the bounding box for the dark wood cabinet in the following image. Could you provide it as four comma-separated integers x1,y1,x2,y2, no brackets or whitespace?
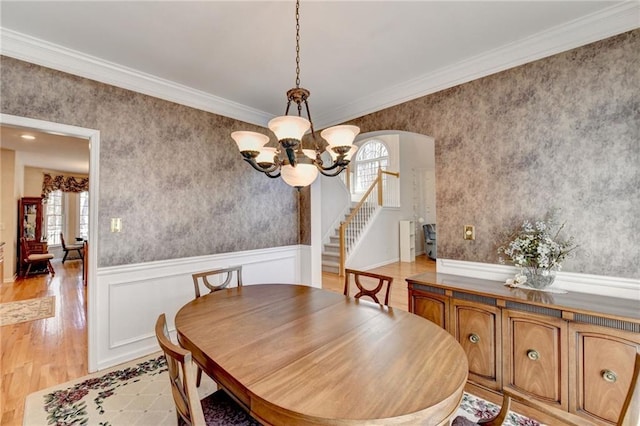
17,197,45,275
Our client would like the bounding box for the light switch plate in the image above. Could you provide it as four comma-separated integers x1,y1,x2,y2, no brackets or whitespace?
464,225,475,240
110,218,122,233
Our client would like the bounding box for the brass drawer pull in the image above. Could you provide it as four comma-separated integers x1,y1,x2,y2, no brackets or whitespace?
527,349,540,361
469,333,480,344
602,369,617,383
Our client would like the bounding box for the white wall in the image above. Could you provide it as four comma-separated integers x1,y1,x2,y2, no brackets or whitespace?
343,131,435,270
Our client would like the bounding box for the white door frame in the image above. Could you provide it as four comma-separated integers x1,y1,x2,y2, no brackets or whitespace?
0,113,100,372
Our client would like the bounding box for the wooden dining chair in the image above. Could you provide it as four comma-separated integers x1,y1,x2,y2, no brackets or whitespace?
192,265,243,298
60,233,83,263
343,268,394,306
154,314,260,426
191,265,243,387
452,353,640,426
20,237,55,277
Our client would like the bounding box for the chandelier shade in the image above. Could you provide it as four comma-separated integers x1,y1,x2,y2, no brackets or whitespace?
231,131,269,153
281,149,319,186
321,125,360,149
255,147,277,165
232,0,359,189
268,116,311,141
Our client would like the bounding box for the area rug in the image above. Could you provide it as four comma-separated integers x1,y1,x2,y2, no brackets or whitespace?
23,353,217,426
0,296,55,326
24,354,541,426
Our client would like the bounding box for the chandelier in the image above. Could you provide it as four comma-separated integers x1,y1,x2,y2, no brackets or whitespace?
231,0,359,189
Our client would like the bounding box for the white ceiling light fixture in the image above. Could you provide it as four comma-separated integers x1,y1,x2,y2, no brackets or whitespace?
232,0,359,189
21,134,36,140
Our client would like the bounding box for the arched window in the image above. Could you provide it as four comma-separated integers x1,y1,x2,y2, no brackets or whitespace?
353,139,388,192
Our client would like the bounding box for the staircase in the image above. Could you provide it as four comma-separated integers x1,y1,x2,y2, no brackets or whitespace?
321,169,400,276
321,203,376,274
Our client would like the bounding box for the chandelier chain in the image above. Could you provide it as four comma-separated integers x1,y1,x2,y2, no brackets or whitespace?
295,0,301,89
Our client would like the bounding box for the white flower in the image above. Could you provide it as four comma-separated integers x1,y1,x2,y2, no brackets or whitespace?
498,213,576,273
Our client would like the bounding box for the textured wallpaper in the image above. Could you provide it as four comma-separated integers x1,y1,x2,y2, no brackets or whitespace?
349,30,640,279
0,57,299,267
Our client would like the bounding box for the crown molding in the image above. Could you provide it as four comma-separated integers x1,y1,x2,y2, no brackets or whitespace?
1,1,638,129
0,28,273,127
315,1,640,127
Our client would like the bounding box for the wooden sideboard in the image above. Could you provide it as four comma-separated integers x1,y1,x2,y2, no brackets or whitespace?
406,272,640,426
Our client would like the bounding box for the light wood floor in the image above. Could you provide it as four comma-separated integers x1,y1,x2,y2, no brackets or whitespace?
0,254,434,425
1,258,87,426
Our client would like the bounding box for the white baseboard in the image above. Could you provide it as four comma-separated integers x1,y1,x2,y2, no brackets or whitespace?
93,245,303,371
436,258,640,300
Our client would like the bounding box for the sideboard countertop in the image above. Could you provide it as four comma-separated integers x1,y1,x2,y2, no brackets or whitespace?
406,271,640,322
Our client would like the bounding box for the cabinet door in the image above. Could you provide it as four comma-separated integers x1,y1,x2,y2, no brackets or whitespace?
569,322,640,425
503,309,568,410
452,300,501,391
409,290,449,330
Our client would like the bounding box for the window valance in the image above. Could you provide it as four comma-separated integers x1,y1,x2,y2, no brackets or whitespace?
41,173,89,199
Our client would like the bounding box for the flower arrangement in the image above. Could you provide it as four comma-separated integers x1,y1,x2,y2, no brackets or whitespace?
498,212,577,289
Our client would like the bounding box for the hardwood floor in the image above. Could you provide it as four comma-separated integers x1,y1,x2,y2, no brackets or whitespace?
1,259,87,426
0,254,435,425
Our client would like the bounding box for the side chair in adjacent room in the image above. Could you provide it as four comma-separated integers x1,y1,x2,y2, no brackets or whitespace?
60,233,83,263
20,237,55,277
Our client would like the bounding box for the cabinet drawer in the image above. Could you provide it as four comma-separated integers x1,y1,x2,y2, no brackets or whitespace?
452,300,501,390
503,310,568,409
569,323,640,424
410,291,449,330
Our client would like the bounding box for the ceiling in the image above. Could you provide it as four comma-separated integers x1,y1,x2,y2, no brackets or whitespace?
1,125,90,174
0,1,638,172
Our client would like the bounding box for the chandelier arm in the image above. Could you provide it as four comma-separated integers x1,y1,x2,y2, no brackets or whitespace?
316,159,349,172
264,170,282,179
318,164,348,177
244,158,279,174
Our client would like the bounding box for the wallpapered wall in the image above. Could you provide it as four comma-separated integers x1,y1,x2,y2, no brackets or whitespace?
349,30,639,279
0,57,299,267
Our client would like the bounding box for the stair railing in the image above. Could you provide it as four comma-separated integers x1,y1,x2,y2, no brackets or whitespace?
338,169,400,276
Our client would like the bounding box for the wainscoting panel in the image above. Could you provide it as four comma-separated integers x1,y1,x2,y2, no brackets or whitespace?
95,245,302,371
437,259,639,300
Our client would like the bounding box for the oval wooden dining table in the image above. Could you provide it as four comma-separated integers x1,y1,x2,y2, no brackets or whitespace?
175,284,468,426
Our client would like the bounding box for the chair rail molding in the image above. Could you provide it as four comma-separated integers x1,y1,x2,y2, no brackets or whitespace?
436,258,640,300
95,245,304,371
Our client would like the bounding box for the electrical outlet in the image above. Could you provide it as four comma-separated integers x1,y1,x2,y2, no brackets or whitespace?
464,225,475,240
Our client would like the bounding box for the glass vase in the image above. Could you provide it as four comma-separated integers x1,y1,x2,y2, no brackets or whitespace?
522,268,556,289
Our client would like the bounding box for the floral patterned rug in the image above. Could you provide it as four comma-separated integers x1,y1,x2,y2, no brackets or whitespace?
24,354,541,425
0,296,55,326
455,392,542,426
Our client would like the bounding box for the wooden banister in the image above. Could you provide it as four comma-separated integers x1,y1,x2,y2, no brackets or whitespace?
338,169,399,276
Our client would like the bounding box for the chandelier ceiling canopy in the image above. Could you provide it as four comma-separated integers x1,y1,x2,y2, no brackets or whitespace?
232,0,359,189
